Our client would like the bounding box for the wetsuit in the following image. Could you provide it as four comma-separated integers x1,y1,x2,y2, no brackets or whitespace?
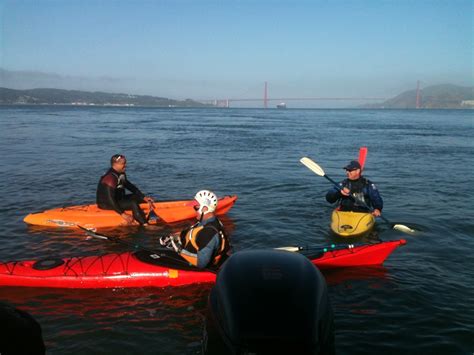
179,217,230,269
326,177,383,213
96,168,147,224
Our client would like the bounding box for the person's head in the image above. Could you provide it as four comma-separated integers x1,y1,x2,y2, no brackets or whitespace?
343,160,361,180
110,154,127,173
193,190,218,220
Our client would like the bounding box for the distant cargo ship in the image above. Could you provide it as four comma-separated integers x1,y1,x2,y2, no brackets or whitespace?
276,102,287,109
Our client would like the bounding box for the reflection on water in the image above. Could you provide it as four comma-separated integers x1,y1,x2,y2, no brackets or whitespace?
0,284,212,354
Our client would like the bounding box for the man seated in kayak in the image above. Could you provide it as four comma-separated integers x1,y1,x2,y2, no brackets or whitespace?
96,154,154,225
159,190,230,269
326,160,383,217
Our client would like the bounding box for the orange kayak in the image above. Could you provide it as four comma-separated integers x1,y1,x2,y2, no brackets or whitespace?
23,195,237,229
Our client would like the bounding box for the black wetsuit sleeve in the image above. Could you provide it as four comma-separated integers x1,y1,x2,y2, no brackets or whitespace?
124,180,145,201
326,185,342,203
367,181,383,211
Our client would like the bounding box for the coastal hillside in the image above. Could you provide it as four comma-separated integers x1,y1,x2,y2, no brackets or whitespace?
364,84,474,109
0,87,211,107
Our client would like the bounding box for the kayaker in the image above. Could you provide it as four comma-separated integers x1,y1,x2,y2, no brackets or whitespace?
325,160,383,216
159,190,230,269
96,154,154,225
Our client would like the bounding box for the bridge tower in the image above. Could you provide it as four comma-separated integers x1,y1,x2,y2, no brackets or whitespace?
264,81,268,109
416,80,421,109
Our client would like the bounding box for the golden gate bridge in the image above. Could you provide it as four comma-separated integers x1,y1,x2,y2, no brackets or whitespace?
199,81,422,108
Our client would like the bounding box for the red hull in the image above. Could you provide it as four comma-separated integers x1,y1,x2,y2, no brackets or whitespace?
0,240,405,289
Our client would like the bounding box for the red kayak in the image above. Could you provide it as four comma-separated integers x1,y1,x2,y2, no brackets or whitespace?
0,239,406,289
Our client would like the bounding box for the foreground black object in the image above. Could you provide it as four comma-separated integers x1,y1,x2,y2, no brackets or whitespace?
203,250,335,355
0,302,45,354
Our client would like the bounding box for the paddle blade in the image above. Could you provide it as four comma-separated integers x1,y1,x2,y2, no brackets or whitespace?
300,157,325,176
393,224,416,234
78,225,107,239
275,246,300,252
359,147,368,170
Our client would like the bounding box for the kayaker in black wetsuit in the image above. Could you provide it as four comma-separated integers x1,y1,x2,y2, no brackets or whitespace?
159,190,230,269
96,154,154,225
326,160,383,217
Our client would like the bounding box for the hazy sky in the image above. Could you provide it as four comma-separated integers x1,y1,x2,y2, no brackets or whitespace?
1,0,473,102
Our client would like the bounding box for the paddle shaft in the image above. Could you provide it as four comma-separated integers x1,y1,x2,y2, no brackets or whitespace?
277,241,375,253
79,226,168,254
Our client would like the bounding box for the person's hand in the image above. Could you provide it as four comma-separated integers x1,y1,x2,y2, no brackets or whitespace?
372,209,381,217
159,235,171,246
159,233,180,248
170,235,182,253
121,213,134,224
340,187,351,197
144,196,154,203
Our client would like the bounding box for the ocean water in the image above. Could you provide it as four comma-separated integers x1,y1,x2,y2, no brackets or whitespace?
0,106,473,354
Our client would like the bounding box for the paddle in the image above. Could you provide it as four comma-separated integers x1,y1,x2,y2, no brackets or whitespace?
358,146,368,171
300,157,416,234
277,242,367,253
78,225,169,254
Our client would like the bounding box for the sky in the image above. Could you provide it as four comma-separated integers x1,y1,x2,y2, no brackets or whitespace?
0,0,473,105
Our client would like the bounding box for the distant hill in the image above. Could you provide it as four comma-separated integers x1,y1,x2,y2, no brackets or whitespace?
363,84,474,109
0,87,212,107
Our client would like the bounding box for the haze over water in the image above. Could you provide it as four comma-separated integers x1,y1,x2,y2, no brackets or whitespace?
0,106,473,354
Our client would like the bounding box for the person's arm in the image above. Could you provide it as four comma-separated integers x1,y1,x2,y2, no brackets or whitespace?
124,178,146,201
367,182,383,214
325,182,344,203
196,235,219,269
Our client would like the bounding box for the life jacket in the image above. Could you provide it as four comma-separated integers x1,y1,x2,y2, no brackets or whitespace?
179,219,229,267
340,177,370,211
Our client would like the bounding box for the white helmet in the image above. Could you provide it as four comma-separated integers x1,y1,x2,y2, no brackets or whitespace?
194,190,218,214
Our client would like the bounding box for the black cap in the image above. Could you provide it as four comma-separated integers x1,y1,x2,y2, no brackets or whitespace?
343,160,361,171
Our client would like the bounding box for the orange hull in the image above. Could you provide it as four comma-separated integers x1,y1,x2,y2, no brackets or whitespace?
24,195,237,229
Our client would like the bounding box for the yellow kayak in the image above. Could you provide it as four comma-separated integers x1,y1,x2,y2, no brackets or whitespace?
330,210,375,237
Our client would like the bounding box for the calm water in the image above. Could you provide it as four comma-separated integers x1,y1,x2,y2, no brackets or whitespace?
0,106,473,354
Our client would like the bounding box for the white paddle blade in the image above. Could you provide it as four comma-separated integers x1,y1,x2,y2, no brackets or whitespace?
275,246,300,252
300,157,325,176
393,224,416,234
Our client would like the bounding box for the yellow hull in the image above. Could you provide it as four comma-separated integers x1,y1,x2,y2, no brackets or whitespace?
330,210,375,237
